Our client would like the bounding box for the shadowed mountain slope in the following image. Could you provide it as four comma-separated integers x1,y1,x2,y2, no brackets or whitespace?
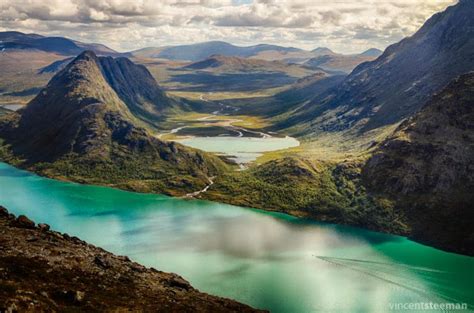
98,55,175,126
363,72,474,255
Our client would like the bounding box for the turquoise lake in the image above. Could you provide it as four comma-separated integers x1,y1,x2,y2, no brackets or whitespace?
0,162,473,312
175,136,300,163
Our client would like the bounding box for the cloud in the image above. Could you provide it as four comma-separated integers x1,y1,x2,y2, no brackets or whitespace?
0,0,458,53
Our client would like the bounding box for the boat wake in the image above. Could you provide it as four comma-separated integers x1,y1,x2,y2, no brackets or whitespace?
315,256,465,305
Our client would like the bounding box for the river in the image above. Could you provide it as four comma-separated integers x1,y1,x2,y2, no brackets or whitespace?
0,162,473,312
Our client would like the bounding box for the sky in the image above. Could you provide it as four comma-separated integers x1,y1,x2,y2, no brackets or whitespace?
0,0,458,54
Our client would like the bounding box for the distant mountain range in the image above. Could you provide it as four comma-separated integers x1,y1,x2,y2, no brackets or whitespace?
302,52,379,74
131,41,382,73
131,41,301,61
277,0,474,134
0,51,227,195
0,31,120,56
182,54,319,76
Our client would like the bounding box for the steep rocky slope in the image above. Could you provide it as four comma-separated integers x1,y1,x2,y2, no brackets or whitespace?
0,51,228,196
279,0,474,134
363,72,474,255
0,206,263,312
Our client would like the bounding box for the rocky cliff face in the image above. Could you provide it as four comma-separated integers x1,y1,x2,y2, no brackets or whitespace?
363,72,474,255
0,206,264,312
0,51,228,196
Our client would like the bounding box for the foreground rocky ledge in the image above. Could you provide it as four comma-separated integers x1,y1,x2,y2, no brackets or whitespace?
0,206,265,312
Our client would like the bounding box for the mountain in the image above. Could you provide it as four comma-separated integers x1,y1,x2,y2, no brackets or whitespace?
363,72,474,255
0,31,123,105
132,41,303,61
359,48,382,57
182,54,313,75
311,47,336,56
0,51,227,196
0,31,119,56
280,0,474,134
303,49,381,73
0,49,64,106
34,52,177,127
131,42,377,73
97,55,176,126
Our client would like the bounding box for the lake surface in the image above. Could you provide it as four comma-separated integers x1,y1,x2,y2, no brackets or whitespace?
176,136,300,163
0,162,473,312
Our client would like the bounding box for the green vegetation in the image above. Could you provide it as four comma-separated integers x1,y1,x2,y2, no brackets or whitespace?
204,157,409,235
0,133,229,197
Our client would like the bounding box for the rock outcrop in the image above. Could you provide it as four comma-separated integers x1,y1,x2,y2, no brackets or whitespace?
0,206,265,312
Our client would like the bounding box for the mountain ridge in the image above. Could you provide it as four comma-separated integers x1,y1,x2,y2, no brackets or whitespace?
0,31,120,56
132,41,303,61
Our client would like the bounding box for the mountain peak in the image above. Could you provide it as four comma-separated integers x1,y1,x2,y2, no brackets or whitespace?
75,50,98,61
360,48,382,57
312,47,335,55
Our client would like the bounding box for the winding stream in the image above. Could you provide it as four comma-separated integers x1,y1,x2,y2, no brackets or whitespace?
1,162,473,313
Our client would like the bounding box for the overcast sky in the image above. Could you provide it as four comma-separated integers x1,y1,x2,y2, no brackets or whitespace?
0,0,457,54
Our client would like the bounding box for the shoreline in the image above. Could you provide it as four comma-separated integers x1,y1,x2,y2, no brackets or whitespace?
0,160,471,258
